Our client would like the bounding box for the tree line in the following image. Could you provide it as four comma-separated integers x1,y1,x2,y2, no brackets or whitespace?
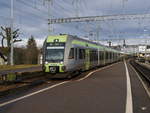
0,26,40,65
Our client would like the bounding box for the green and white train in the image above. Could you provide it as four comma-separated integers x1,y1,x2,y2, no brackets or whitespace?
42,34,122,78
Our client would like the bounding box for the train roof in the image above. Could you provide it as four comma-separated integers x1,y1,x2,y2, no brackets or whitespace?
46,34,121,53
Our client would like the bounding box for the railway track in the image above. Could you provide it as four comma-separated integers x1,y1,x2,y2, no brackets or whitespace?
0,73,67,98
130,60,150,84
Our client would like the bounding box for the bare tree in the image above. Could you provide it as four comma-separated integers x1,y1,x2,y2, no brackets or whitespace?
0,26,22,64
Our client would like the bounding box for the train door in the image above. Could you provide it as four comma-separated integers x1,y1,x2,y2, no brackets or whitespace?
85,49,90,70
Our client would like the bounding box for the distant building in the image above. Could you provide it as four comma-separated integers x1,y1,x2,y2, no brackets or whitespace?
138,45,150,58
117,44,150,57
121,45,139,54
111,45,122,51
138,45,150,53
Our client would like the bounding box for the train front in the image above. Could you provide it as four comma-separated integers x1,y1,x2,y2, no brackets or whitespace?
43,35,67,74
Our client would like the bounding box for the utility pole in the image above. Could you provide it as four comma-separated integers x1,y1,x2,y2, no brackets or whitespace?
123,39,126,47
73,0,80,17
85,21,90,40
122,0,128,14
48,0,51,35
96,24,100,65
44,0,53,35
10,0,14,65
108,41,112,47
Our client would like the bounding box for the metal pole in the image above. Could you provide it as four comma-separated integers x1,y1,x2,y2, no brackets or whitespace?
97,25,100,65
46,0,53,35
10,0,14,65
48,0,51,34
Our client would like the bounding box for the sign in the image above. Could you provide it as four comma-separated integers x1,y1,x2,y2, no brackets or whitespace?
47,47,64,49
46,42,65,47
139,46,146,52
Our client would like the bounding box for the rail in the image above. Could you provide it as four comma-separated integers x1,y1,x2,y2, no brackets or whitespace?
130,60,150,83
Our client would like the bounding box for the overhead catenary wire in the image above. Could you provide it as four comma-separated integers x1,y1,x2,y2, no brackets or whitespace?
0,15,11,20
15,8,47,21
16,0,48,15
52,1,75,17
54,0,79,18
0,1,10,8
0,0,47,23
14,0,48,20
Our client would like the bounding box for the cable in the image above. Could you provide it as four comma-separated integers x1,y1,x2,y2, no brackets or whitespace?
0,0,46,20
0,1,10,8
53,0,75,17
79,0,87,16
16,0,48,14
14,2,47,20
0,15,10,20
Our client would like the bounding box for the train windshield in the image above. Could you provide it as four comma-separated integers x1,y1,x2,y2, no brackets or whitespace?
46,46,64,62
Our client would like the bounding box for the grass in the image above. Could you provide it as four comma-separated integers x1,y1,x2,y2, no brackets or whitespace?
0,64,41,71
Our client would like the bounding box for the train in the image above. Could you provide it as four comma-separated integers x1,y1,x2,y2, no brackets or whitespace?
137,53,150,63
42,34,123,78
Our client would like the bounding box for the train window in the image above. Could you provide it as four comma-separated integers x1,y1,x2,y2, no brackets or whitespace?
105,52,108,60
68,48,74,59
116,53,118,58
89,50,98,61
115,53,117,59
102,52,104,60
79,49,81,59
83,49,85,59
99,51,101,60
107,52,109,60
114,53,115,59
95,51,98,61
113,53,115,59
109,52,111,59
108,52,110,59
75,48,78,60
110,52,112,59
112,53,114,59
79,49,85,59
147,46,150,49
100,51,104,60
89,50,92,61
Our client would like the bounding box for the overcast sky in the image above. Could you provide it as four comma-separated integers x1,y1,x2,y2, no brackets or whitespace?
0,0,150,47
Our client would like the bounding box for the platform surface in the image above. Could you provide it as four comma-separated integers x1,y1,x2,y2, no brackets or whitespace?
0,61,149,113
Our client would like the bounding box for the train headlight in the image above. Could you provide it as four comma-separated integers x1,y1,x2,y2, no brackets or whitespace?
45,61,48,64
62,66,66,71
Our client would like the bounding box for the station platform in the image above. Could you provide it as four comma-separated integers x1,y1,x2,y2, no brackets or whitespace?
0,66,42,75
0,61,150,113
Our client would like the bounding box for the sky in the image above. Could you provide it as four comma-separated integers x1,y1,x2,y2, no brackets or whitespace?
0,0,150,47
